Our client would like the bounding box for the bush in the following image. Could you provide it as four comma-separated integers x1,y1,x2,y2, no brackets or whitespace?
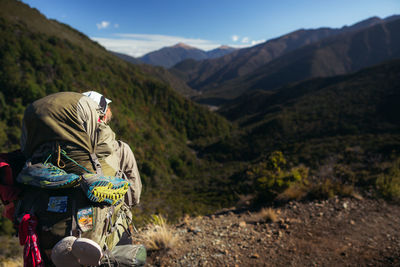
307,178,354,200
376,158,400,200
246,151,309,204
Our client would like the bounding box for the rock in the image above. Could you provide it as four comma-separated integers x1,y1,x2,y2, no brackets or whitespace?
239,221,247,227
218,248,226,254
343,202,348,209
251,253,260,259
350,220,355,225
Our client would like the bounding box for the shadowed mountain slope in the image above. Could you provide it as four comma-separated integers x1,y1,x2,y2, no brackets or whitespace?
170,16,394,95
112,51,199,97
204,59,400,162
192,16,400,104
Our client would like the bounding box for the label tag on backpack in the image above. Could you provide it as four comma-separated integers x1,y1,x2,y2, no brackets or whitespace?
77,207,94,232
47,196,68,213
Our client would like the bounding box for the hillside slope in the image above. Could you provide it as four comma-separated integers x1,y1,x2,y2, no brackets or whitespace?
0,0,231,219
112,52,199,97
201,59,400,167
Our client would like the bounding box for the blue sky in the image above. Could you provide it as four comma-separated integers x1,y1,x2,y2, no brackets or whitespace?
22,0,400,57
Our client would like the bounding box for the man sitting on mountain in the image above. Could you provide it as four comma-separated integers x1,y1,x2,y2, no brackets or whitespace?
18,91,145,266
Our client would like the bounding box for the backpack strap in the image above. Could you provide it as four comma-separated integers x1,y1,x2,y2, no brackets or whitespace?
89,126,104,175
89,153,103,175
70,198,81,237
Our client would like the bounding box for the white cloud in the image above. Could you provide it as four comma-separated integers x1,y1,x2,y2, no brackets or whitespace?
251,39,265,46
96,21,110,30
229,39,266,49
91,33,221,57
242,37,249,43
232,35,239,42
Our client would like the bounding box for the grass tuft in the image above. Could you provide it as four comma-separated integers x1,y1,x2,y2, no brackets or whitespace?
256,208,278,223
139,215,180,251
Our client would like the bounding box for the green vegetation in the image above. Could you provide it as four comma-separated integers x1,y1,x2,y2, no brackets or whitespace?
194,60,400,207
376,157,400,201
0,1,232,222
245,151,309,203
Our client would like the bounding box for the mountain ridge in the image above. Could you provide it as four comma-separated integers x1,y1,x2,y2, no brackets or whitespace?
188,16,400,104
138,43,237,68
210,17,400,101
170,15,397,103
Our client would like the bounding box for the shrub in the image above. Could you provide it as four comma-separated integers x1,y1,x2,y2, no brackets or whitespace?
307,178,355,200
376,158,400,200
246,151,309,204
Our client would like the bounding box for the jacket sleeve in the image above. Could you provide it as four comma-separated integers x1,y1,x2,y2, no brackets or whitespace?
115,141,142,205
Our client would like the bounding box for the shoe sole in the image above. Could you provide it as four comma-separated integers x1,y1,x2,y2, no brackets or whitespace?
82,175,130,205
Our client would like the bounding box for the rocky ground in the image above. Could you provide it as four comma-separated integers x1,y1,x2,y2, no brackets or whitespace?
145,197,400,266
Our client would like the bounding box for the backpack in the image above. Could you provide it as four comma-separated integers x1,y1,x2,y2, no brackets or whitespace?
13,147,133,266
17,93,138,264
0,150,25,221
14,186,132,252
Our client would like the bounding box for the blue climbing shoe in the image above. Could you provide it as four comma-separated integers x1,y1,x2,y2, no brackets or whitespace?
17,162,80,189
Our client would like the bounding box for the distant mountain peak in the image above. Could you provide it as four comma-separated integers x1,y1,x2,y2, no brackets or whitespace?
172,42,196,49
341,16,382,31
219,45,232,49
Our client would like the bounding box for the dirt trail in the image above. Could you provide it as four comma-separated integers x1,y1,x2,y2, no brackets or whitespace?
146,197,400,266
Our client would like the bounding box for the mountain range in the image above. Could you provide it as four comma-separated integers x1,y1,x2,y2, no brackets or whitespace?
138,43,237,68
169,15,400,105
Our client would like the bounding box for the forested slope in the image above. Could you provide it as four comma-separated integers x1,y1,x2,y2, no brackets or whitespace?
0,0,232,219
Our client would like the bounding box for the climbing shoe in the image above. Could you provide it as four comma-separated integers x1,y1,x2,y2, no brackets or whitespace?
17,162,80,189
81,173,130,205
